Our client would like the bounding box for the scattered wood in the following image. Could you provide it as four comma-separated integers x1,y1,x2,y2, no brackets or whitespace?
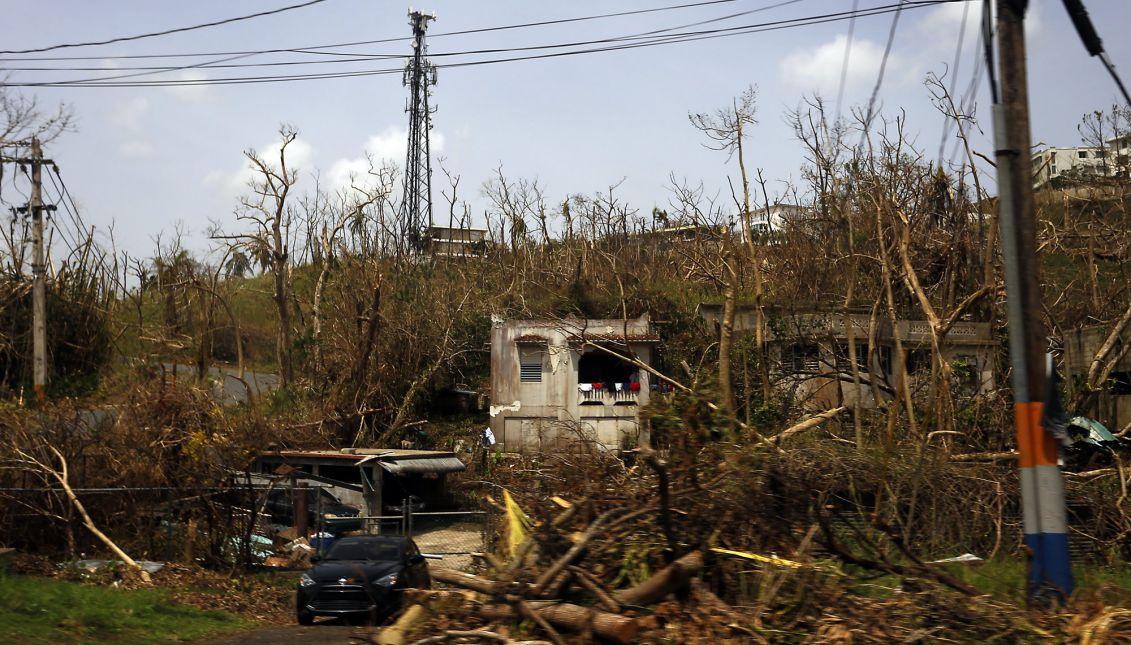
612,550,703,606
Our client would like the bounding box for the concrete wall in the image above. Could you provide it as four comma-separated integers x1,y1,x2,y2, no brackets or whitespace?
700,306,997,411
1063,325,1131,432
489,316,654,453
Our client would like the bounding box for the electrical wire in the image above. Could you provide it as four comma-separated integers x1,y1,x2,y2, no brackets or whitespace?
0,0,752,62
860,0,908,142
981,0,998,104
2,0,808,85
43,172,84,253
0,0,333,55
835,0,861,123
48,166,89,241
3,1,956,89
937,0,972,160
1060,0,1131,107
947,24,985,165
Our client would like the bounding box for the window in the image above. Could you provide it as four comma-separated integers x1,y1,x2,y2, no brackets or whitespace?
835,342,870,372
519,348,543,383
1112,371,1131,396
1078,150,1088,159
789,343,821,372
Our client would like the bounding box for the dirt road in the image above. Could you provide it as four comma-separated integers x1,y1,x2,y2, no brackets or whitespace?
206,623,371,644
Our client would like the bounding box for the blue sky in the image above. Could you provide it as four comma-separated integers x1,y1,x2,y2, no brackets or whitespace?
2,0,1128,259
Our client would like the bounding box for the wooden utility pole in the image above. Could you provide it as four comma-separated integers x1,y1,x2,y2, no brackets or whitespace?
29,138,48,404
992,0,1072,601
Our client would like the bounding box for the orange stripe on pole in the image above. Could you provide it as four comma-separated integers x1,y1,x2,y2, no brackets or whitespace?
1014,401,1057,467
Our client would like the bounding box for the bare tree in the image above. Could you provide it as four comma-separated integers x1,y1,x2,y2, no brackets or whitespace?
213,125,301,387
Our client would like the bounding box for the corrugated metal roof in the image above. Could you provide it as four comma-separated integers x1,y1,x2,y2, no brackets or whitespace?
378,456,466,475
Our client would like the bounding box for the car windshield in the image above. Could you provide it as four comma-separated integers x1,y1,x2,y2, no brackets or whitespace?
323,540,401,561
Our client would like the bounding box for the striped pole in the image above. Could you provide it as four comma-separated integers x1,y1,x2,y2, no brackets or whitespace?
993,0,1072,602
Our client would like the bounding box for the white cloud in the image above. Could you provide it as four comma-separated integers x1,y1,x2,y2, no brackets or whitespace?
163,70,214,103
913,1,1039,77
204,135,314,195
326,126,446,192
779,35,897,96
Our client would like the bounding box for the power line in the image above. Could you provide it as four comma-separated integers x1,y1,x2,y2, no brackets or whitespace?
0,0,752,62
1060,0,1131,106
1,0,810,83
860,0,908,140
43,170,84,253
0,0,333,55
937,0,972,161
3,1,955,89
835,0,861,123
980,0,999,104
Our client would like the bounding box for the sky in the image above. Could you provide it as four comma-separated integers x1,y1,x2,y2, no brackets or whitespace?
1,0,1129,260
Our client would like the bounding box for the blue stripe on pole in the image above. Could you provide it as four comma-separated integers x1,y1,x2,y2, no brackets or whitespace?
1023,532,1073,599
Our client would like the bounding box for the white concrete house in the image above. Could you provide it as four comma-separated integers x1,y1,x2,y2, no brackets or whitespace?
489,315,658,453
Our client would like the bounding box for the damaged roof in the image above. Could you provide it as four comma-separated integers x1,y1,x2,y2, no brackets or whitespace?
259,448,466,475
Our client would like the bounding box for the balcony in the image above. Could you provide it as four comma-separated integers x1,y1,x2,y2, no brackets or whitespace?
578,383,640,406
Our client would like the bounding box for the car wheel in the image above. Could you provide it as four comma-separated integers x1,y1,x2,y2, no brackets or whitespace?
296,607,314,626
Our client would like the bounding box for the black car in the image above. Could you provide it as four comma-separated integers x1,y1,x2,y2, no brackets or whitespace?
296,536,430,625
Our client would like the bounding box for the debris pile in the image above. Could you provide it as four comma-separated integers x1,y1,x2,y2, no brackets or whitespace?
362,413,1131,644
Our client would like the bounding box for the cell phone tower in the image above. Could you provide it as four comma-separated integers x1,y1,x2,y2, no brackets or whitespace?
398,9,437,253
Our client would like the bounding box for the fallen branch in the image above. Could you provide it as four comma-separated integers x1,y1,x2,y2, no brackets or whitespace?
762,406,848,446
612,550,703,606
477,603,638,645
19,446,151,583
428,570,638,644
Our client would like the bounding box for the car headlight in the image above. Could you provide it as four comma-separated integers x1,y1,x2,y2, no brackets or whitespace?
375,572,400,587
299,573,317,588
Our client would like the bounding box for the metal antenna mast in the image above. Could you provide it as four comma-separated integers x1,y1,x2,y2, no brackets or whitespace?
399,9,437,252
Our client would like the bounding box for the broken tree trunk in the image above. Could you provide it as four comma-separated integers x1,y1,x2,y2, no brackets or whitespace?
43,447,151,583
477,603,638,645
429,569,638,644
612,550,703,606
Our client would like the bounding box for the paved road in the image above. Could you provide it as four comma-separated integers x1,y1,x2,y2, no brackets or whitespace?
163,363,281,404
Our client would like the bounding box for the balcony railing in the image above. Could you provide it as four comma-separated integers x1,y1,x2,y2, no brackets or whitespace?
578,384,641,405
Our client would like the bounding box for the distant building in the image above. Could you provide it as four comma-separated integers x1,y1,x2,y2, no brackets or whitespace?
697,305,997,409
1032,134,1131,188
427,225,487,257
489,315,659,453
1031,147,1107,187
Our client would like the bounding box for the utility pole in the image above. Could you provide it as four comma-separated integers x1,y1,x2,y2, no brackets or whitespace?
399,9,437,253
992,0,1072,602
28,138,48,404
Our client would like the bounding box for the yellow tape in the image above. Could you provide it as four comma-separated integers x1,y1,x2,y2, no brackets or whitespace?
710,547,804,569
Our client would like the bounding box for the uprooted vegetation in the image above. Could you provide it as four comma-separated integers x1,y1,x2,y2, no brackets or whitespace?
386,398,1131,643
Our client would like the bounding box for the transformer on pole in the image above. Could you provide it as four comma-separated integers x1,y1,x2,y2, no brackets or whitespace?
399,9,437,253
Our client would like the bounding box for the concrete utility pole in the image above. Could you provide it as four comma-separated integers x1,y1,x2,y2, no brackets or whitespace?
29,138,48,404
992,0,1072,601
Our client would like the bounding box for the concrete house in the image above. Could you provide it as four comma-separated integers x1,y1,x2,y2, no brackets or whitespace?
698,305,997,409
1063,325,1131,433
489,315,658,453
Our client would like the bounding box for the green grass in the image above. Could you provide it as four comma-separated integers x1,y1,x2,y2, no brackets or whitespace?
843,557,1131,604
0,573,252,643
